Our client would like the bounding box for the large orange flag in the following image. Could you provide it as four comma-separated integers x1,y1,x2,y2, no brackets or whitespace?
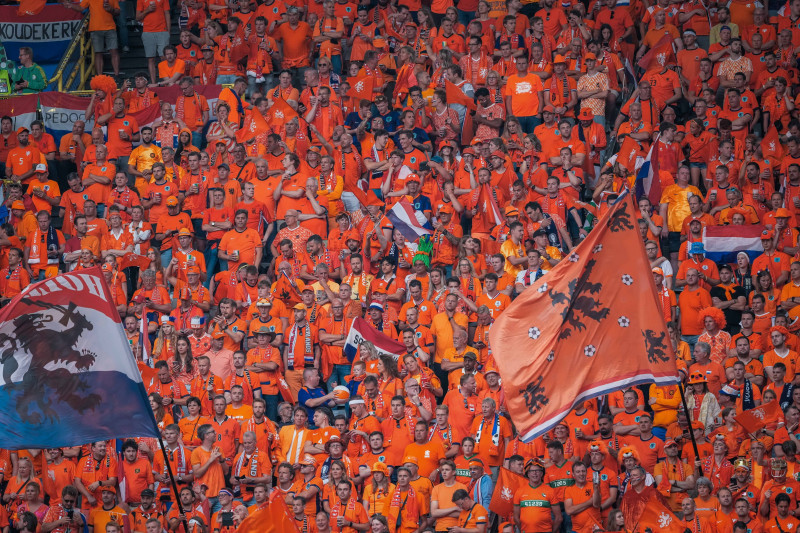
268,97,298,129
445,80,477,111
735,399,781,434
622,486,685,533
761,126,784,161
489,467,527,519
347,75,375,101
488,192,679,441
637,35,677,72
237,492,299,533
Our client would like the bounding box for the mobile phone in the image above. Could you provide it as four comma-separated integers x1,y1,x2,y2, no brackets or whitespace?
221,511,234,526
419,161,430,172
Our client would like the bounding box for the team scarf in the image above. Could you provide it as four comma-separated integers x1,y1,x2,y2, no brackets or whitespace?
167,444,188,477
476,414,501,455
287,323,312,370
234,449,260,479
175,93,200,126
742,379,755,410
388,485,418,533
329,496,357,525
243,417,276,447
345,271,370,302
367,390,386,416
429,423,454,448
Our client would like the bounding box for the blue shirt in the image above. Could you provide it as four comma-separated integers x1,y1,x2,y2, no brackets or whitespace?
298,386,327,421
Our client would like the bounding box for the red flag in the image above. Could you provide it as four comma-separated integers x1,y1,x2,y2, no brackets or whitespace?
119,253,151,271
461,112,475,146
637,35,677,72
488,193,680,441
445,80,477,111
735,400,781,434
347,75,375,101
237,492,299,533
489,468,526,518
479,183,503,226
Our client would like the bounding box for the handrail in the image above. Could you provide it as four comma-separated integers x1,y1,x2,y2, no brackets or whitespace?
47,13,91,91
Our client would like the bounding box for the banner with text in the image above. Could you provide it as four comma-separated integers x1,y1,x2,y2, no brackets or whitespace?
0,5,83,75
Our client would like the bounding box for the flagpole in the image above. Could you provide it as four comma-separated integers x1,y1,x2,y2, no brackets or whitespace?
677,382,702,477
156,434,192,533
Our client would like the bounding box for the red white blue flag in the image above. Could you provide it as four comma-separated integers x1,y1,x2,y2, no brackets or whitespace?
343,317,406,362
386,198,431,242
0,267,158,448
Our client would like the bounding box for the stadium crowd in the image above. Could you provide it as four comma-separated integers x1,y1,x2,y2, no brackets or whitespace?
5,0,800,530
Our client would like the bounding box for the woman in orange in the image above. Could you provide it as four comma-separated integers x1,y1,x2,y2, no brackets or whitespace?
428,267,448,308
376,355,403,398
486,70,505,105
140,247,166,288
456,258,482,305
605,509,631,533
458,237,489,281
750,270,781,315
2,458,42,518
502,117,526,167
682,119,714,188
321,460,354,513
149,392,175,434
363,462,395,518
178,396,209,448
171,335,198,382
153,317,178,363
357,342,381,375
205,102,238,152
710,408,742,461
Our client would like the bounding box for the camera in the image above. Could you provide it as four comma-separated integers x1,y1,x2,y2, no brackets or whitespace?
419,161,430,172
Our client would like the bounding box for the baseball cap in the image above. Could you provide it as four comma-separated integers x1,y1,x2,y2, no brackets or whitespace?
11,200,25,210
293,303,307,311
256,298,272,307
652,267,664,276
584,52,597,61
16,127,28,135
177,227,193,237
35,163,47,173
439,203,455,215
542,104,556,113
490,150,505,160
166,196,179,207
187,265,200,275
762,229,775,240
578,108,594,121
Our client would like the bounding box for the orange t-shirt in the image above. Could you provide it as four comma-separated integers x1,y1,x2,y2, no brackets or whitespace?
190,446,225,497
136,0,169,32
506,73,544,116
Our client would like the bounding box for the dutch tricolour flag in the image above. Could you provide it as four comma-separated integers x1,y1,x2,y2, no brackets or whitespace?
703,225,765,264
386,199,431,242
343,318,406,362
